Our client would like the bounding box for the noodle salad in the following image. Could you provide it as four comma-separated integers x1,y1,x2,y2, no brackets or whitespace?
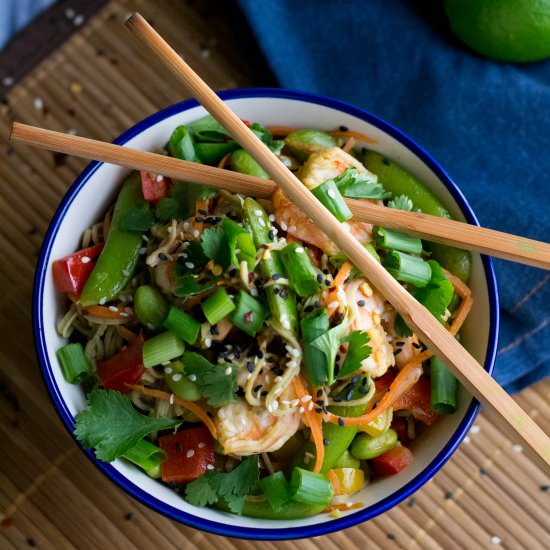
52,116,473,519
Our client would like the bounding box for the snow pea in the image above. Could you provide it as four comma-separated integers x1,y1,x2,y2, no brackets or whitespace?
79,173,144,306
362,151,472,282
285,129,337,161
230,149,269,179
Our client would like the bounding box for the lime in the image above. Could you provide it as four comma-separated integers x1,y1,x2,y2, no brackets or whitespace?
443,0,550,62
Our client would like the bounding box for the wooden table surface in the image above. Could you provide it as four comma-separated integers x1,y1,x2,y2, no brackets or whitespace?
0,1,548,548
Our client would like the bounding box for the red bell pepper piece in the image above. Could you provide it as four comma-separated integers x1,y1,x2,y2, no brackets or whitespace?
140,171,170,204
52,243,104,296
158,426,215,484
96,334,145,393
372,445,414,477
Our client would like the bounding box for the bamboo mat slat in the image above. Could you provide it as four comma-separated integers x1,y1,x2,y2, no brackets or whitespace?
0,1,548,548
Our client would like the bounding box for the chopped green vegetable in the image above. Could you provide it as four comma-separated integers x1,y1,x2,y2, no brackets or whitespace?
289,467,333,506
56,342,92,384
163,306,201,345
383,251,432,287
311,179,352,222
334,167,391,199
413,260,454,322
119,201,155,232
168,125,199,162
301,309,330,387
338,330,372,379
374,226,423,255
183,352,237,408
231,290,268,337
134,285,169,330
74,389,180,462
185,455,260,514
260,471,291,511
430,356,458,415
200,226,225,264
122,438,166,478
174,273,219,297
164,360,202,401
142,331,185,368
280,242,321,297
201,288,235,325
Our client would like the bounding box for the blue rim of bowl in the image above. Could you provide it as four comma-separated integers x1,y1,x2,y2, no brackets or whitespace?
33,88,499,540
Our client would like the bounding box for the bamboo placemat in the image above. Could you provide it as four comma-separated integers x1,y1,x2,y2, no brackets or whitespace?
0,1,548,548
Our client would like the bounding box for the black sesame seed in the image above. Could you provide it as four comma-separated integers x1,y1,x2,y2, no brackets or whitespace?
323,438,330,446
315,400,324,406
315,407,323,414
158,252,169,261
273,287,280,296
324,279,331,286
334,397,343,402
322,268,330,275
247,362,254,373
346,390,354,401
357,300,366,307
175,442,182,452
351,375,360,383
396,341,405,347
412,342,422,349
198,209,208,215
253,385,263,393
257,350,264,359
268,229,275,240
261,390,268,397
394,349,402,356
210,324,219,335
207,411,213,418
339,125,349,131
195,216,205,223
338,418,345,426
272,273,281,280
304,305,314,313
335,354,341,362
362,377,368,386
359,386,369,395
279,288,288,300
316,389,323,397
316,274,324,283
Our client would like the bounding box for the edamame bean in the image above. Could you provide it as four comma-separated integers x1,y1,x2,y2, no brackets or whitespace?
350,429,398,460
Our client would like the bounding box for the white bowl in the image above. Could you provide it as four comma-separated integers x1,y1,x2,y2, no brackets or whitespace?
34,89,499,540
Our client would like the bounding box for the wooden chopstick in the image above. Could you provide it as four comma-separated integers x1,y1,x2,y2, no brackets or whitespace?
10,122,550,270
125,12,550,466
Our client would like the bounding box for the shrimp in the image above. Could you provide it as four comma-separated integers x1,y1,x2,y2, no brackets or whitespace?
272,147,374,254
215,398,301,455
336,278,395,378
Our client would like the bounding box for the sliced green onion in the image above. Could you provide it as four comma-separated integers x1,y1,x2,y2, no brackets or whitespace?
260,471,291,511
163,306,201,345
374,226,423,254
221,217,256,269
122,438,166,478
56,343,92,384
364,242,381,263
143,331,185,368
289,467,333,506
280,243,321,297
164,360,202,401
201,288,235,325
430,356,458,415
230,290,268,337
134,285,169,330
311,179,352,222
301,309,330,387
383,251,432,287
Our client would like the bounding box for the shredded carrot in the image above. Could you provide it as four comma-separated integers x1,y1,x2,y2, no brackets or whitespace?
443,269,474,336
326,469,341,495
266,125,295,137
324,260,353,315
126,385,218,439
341,136,356,153
116,325,137,342
328,129,378,144
292,375,324,473
324,352,429,427
83,305,133,320
323,502,364,513
217,152,232,169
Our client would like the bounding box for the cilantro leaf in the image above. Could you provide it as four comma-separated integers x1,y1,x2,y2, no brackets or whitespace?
394,314,412,338
174,273,219,297
414,260,454,321
309,315,350,385
74,390,180,462
387,194,420,212
200,226,225,262
185,456,260,514
338,330,372,379
119,201,155,232
334,168,391,199
183,352,238,407
176,240,209,273
155,180,216,222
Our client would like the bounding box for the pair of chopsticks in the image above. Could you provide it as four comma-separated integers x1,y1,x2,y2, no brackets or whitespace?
12,13,550,466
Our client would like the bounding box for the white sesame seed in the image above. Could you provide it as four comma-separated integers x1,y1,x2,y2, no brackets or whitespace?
512,444,523,453
207,464,215,470
186,449,195,458
470,425,480,434
99,297,107,305
81,256,91,264
258,218,266,227
189,374,197,382
299,406,305,413
327,189,336,199
108,306,118,312
65,7,75,18
73,14,85,26
183,222,191,230
280,221,288,231
165,367,173,374
185,262,195,269
156,174,163,182
254,209,263,216
268,214,276,222
139,247,147,254
204,338,212,348
193,229,200,238
291,399,300,407
307,401,314,411
169,393,175,405
120,312,129,317
294,247,304,253
250,288,258,297
301,395,312,403
198,442,206,449
328,301,339,309
34,97,44,110
274,376,282,383
161,361,170,366
225,366,232,375
172,374,182,382
491,536,501,545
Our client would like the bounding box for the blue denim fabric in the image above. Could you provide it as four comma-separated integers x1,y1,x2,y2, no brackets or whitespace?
238,0,550,392
0,0,54,50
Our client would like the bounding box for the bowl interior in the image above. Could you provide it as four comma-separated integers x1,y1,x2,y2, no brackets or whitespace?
35,91,498,539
